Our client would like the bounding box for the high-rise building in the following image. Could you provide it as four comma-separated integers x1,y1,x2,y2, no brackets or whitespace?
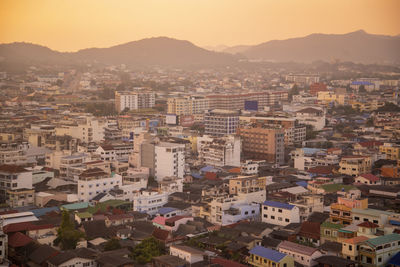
237,124,285,165
115,90,155,112
154,142,185,181
204,109,240,137
0,165,34,207
197,135,241,167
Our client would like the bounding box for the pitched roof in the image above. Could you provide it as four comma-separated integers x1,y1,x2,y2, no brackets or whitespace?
299,221,320,239
211,258,247,267
278,240,319,256
47,248,97,266
29,244,59,264
170,244,205,255
296,107,322,114
315,255,356,267
152,227,171,241
343,236,369,245
263,200,295,210
365,234,400,247
249,246,287,262
8,232,33,248
359,174,380,182
357,221,379,228
0,164,28,173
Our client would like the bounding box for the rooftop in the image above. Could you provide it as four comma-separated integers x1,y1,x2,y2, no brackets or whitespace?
249,246,287,262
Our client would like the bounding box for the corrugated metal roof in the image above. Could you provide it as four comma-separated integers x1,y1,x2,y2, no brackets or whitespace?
263,201,295,210
249,246,287,262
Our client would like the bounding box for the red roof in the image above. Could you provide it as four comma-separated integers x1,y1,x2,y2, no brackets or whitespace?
359,174,380,182
357,221,379,228
165,216,189,224
3,222,54,234
307,165,335,175
357,141,383,148
298,221,320,240
8,232,33,248
152,228,171,241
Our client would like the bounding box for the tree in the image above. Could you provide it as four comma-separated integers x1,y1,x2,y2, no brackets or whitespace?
288,84,300,101
306,125,317,140
104,238,122,251
130,237,164,264
358,85,367,94
54,210,84,250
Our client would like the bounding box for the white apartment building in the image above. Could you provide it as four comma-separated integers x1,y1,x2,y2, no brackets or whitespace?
95,143,133,162
197,135,241,167
295,107,326,131
262,200,300,226
0,165,33,205
158,176,183,194
77,168,122,202
241,160,267,175
205,196,260,226
133,190,169,215
154,142,185,181
115,90,155,112
291,148,337,171
0,142,30,165
59,153,91,179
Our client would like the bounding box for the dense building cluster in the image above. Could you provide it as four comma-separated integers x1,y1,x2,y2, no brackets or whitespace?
0,63,399,267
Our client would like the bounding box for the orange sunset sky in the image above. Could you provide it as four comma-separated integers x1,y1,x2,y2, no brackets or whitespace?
0,0,399,52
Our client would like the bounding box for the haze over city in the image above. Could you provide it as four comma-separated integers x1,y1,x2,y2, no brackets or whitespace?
0,1,400,267
1,0,399,51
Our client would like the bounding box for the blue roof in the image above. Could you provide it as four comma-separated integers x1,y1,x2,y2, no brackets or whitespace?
158,207,177,215
390,220,400,226
352,81,374,85
388,252,400,266
249,246,287,262
263,201,295,210
191,173,203,179
296,181,308,188
200,166,215,172
302,148,324,156
30,207,59,217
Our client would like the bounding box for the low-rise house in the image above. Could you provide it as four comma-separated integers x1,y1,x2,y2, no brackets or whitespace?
169,244,206,264
74,212,93,225
105,213,134,227
297,221,321,247
359,233,400,267
355,174,380,185
261,201,300,226
320,222,343,244
314,255,357,267
278,240,323,267
248,245,294,267
342,235,369,261
47,247,98,267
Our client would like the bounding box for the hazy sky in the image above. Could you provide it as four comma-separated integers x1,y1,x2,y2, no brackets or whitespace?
1,0,399,52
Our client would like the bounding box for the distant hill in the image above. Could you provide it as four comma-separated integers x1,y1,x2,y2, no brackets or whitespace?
1,31,399,67
0,37,236,67
240,30,400,64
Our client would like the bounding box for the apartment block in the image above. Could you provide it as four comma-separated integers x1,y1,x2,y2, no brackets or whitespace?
115,90,155,112
155,142,185,181
0,165,33,207
262,201,300,226
237,124,285,165
204,109,240,136
197,135,241,167
77,168,122,202
380,143,400,161
339,156,372,177
167,96,209,115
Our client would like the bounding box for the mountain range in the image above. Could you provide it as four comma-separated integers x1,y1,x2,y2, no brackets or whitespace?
0,30,399,67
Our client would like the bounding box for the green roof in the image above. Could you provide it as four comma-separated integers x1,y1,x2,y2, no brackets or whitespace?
61,202,90,211
366,234,400,247
321,184,356,193
321,222,344,229
352,208,396,217
76,212,93,219
87,199,131,214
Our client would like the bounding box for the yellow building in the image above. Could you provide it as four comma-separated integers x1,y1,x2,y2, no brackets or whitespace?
350,100,385,112
248,246,294,267
330,203,353,225
229,176,267,195
342,236,369,261
317,91,347,105
339,156,372,177
379,143,400,161
167,96,209,115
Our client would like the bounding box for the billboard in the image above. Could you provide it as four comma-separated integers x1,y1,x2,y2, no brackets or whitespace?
180,115,195,127
244,100,258,111
166,114,177,125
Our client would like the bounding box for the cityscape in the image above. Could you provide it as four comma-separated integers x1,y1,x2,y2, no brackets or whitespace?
0,1,400,267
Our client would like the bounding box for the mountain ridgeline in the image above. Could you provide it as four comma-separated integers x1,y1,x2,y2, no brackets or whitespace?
0,31,399,68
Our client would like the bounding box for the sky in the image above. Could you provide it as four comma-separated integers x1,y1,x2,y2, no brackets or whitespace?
0,0,399,52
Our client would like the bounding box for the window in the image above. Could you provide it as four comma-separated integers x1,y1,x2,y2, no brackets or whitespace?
264,214,268,218
264,206,268,210
278,209,282,213
349,245,352,251
271,216,275,220
378,257,382,263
